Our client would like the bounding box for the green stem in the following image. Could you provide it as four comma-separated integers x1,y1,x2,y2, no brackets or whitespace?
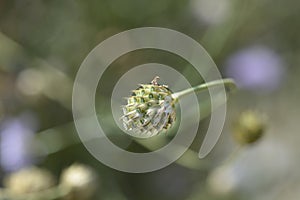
0,185,69,200
172,78,236,101
221,146,243,167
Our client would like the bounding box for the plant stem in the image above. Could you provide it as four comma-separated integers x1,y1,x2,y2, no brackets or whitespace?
0,185,69,200
172,78,236,101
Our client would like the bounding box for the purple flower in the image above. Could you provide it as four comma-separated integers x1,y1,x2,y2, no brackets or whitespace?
225,46,285,92
0,117,36,172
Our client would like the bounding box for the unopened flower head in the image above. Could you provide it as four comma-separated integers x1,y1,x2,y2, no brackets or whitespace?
232,110,267,145
121,76,176,137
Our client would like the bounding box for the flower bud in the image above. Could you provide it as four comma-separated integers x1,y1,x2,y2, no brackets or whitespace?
121,76,176,137
207,165,237,196
232,110,266,145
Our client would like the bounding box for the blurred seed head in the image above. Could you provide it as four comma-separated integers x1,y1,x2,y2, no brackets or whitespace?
121,76,176,137
60,163,98,200
207,165,237,196
232,110,267,145
190,0,231,25
17,68,46,96
4,166,55,194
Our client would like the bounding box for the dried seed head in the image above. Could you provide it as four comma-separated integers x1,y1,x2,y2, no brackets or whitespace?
121,76,176,137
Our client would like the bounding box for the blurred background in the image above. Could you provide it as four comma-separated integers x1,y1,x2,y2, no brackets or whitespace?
0,0,300,199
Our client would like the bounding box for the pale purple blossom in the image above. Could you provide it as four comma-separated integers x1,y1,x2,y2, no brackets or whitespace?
0,115,38,172
225,46,285,92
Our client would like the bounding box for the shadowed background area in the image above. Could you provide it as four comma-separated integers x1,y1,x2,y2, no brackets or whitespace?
0,0,300,199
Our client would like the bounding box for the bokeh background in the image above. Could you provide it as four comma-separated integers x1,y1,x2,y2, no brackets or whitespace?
0,0,300,199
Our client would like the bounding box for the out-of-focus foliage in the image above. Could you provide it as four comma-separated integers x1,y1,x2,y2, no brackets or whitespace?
0,0,300,199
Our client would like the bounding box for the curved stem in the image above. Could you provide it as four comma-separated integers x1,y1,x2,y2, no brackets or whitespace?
172,78,236,101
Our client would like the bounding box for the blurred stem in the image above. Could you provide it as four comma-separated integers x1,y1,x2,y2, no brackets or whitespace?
34,120,210,171
0,185,69,200
221,146,243,167
172,78,236,101
200,0,253,57
135,139,211,171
